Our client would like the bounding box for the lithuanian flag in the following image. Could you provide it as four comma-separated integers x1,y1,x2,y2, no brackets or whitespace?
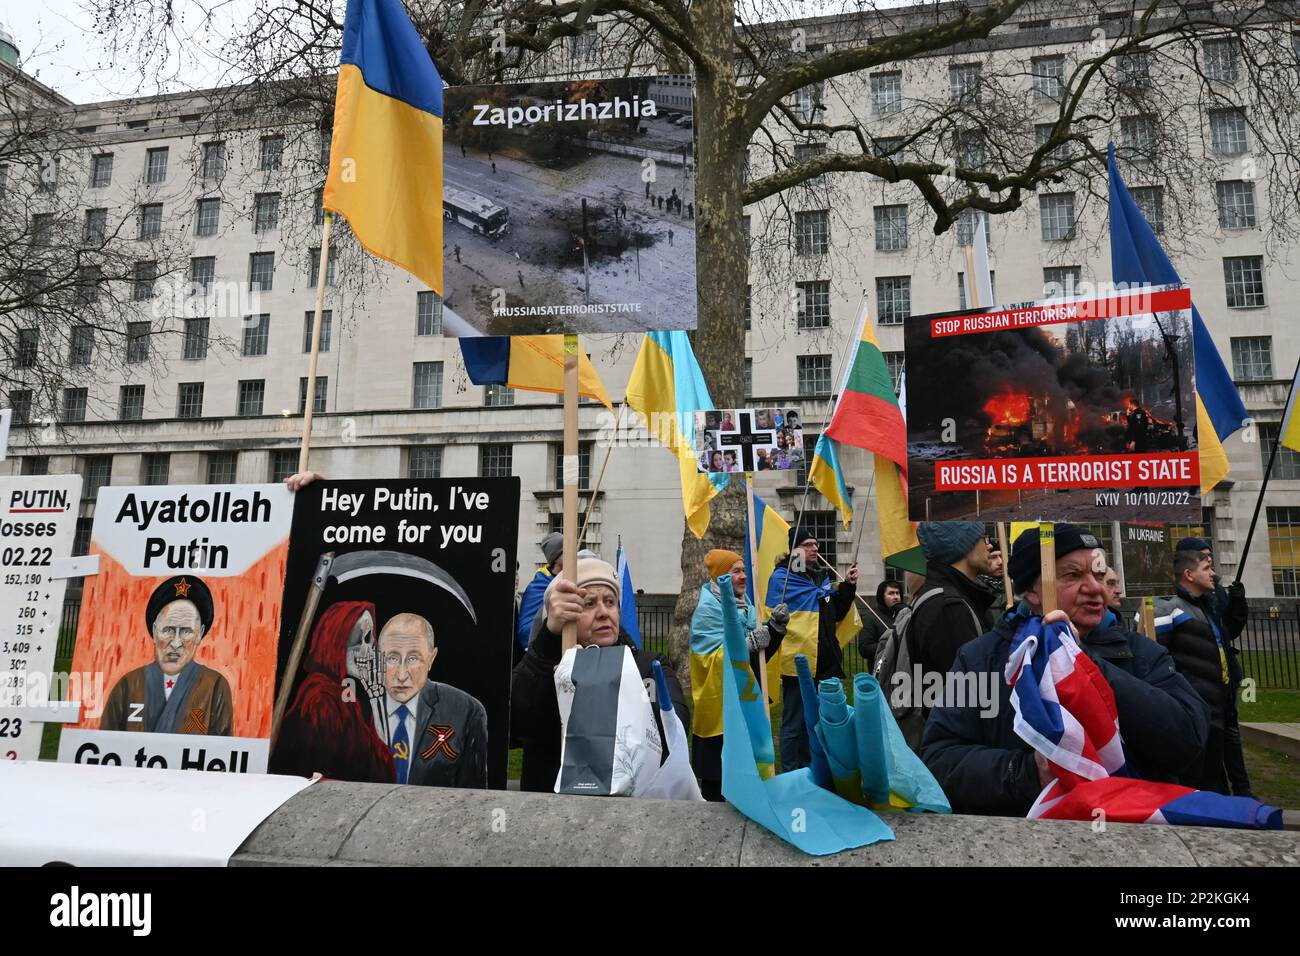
324,0,443,295
823,305,922,572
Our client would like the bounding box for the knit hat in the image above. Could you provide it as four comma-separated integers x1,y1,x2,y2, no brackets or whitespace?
1008,523,1104,594
705,549,744,581
1175,536,1212,553
540,532,564,566
574,557,620,601
788,526,817,551
917,521,987,566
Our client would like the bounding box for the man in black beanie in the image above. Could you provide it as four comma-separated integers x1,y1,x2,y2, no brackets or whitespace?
921,524,1207,816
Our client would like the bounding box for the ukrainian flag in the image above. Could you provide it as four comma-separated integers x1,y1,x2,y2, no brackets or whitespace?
765,565,859,678
809,433,853,528
325,0,444,295
460,336,613,410
744,484,791,703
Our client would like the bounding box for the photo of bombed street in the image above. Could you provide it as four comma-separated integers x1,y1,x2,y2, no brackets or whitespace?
441,77,696,335
904,291,1200,524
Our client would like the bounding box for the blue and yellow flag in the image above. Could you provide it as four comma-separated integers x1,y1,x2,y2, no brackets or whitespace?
743,484,791,704
809,433,853,528
325,0,444,295
765,566,860,678
460,336,613,410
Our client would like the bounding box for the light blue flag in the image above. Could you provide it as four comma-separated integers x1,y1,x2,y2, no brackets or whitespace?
616,544,641,649
794,655,834,792
853,673,951,814
718,574,893,855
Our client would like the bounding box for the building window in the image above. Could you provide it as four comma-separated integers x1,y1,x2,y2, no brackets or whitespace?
796,280,831,329
957,271,995,310
259,135,284,171
27,213,52,247
872,136,905,166
876,276,911,325
298,377,328,414
83,207,108,246
408,447,442,479
1231,336,1272,381
744,286,752,330
145,147,169,184
72,516,92,552
249,252,275,291
1034,123,1072,165
1119,115,1157,162
797,354,832,397
83,456,112,498
871,71,902,114
1216,180,1257,229
62,388,88,423
884,351,905,392
269,449,298,483
143,453,170,485
76,266,101,305
302,310,332,352
1209,108,1249,155
243,314,270,357
1131,185,1165,233
20,455,48,476
1223,255,1265,308
138,203,163,240
417,291,443,335
119,385,145,420
314,187,325,226
792,81,825,123
553,441,593,490
744,358,753,400
253,193,280,233
196,198,220,236
485,384,515,407
237,380,265,416
950,63,982,103
954,128,986,170
15,328,38,368
1117,50,1151,88
874,204,909,251
793,142,827,187
207,452,237,485
547,511,592,547
1039,193,1075,241
1267,506,1300,596
795,509,838,566
183,318,210,360
1204,37,1239,82
190,256,215,295
955,208,990,246
36,157,60,192
202,142,225,179
1260,426,1300,480
126,321,151,363
133,261,157,300
9,390,32,425
308,246,336,287
69,326,93,366
480,444,513,477
177,382,204,418
795,210,829,256
1043,266,1082,298
91,153,113,187
1031,55,1065,99
412,361,443,409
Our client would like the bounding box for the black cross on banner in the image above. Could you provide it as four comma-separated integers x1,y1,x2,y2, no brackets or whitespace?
717,410,775,471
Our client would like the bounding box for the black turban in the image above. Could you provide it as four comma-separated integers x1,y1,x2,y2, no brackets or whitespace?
144,575,214,636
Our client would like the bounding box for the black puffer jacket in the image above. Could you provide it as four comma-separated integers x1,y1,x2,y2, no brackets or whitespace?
921,606,1208,816
855,581,900,663
1153,588,1231,727
510,622,689,793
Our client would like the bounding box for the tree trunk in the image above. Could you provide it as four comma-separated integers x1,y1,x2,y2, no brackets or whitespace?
667,0,748,690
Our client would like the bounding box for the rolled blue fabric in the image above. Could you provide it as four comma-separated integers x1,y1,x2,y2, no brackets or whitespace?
852,673,891,806
816,678,862,804
854,672,950,813
794,654,833,791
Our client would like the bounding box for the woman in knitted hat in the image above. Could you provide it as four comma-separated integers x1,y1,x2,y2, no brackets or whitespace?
688,549,790,800
510,556,691,793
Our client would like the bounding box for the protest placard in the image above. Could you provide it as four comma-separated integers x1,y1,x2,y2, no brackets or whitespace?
904,286,1199,523
693,408,805,474
1119,522,1175,597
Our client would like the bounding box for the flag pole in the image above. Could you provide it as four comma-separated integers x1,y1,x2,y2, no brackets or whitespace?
579,401,625,545
298,213,334,472
816,553,888,630
1038,521,1058,614
1235,353,1300,584
996,521,1013,610
744,474,771,721
561,334,581,653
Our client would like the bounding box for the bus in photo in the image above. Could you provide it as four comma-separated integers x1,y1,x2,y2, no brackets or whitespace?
444,187,510,239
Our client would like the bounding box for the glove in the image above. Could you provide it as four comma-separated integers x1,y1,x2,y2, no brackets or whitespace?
768,602,790,635
1228,580,1245,599
746,625,770,653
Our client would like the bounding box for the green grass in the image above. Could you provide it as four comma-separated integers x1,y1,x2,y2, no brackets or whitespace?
1242,744,1300,809
1238,689,1300,725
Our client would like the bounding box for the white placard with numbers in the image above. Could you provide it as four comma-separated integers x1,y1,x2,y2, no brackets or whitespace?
0,474,83,761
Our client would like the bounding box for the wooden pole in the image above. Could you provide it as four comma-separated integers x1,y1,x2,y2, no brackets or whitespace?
1038,521,1058,614
561,335,580,653
579,402,625,545
299,213,334,472
1140,596,1157,640
963,244,980,309
744,475,770,718
997,521,1013,610
816,553,886,629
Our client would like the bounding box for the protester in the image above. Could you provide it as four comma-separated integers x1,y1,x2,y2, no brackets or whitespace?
511,557,689,792
922,524,1207,816
855,580,903,665
1102,566,1124,613
689,549,789,800
1153,546,1235,794
907,522,1000,719
978,537,1010,612
765,528,857,772
516,532,563,653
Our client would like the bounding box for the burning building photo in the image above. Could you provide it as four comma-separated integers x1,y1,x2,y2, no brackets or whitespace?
903,294,1199,523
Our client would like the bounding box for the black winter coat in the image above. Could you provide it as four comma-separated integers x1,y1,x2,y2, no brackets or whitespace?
1153,589,1231,728
908,563,1000,689
510,623,690,793
920,607,1208,817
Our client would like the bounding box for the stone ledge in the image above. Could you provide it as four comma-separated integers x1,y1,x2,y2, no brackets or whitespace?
232,781,1300,867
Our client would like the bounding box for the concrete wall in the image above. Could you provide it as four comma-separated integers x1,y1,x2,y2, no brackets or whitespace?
232,781,1300,866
